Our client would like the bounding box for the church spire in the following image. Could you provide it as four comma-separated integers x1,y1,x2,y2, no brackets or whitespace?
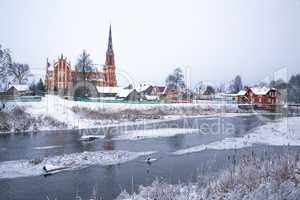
105,24,115,65
107,24,113,54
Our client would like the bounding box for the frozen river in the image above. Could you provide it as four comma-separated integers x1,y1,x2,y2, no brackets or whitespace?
0,114,297,200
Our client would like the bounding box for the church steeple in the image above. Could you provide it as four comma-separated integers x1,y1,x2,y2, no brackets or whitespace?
104,24,117,87
105,24,115,66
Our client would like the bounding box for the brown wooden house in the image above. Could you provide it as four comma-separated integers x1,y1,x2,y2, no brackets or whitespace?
237,87,279,110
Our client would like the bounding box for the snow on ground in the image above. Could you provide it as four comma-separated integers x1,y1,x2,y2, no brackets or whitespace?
172,117,300,155
32,145,64,150
14,95,245,131
113,128,201,140
0,150,155,179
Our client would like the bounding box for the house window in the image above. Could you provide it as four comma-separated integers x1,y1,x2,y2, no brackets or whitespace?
259,97,262,103
268,98,271,103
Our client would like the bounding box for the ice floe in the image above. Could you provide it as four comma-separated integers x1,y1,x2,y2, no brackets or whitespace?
114,128,201,140
0,150,155,179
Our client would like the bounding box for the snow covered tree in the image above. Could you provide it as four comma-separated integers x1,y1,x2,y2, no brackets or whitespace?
0,45,12,90
215,82,226,93
288,74,300,103
8,62,31,84
269,79,288,90
165,67,186,92
75,50,94,82
230,75,243,93
204,85,215,95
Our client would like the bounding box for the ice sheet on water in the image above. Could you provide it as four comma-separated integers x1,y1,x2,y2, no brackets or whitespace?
114,128,201,140
172,117,300,155
33,145,63,150
0,150,156,179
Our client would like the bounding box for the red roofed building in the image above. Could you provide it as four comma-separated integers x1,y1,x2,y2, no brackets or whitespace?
45,25,117,94
237,87,280,110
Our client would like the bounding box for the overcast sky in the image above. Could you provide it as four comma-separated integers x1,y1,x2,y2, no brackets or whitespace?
0,0,300,87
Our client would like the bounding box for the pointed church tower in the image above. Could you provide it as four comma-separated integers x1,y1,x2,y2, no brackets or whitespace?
104,24,117,87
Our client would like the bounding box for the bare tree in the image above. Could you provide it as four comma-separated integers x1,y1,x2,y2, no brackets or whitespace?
0,45,12,90
8,63,31,84
75,50,93,82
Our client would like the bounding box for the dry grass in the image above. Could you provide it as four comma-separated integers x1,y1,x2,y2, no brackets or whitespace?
116,152,300,200
71,106,164,121
0,106,67,133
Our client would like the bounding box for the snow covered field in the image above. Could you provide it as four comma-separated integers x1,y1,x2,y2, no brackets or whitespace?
0,150,155,179
172,117,300,155
12,95,241,131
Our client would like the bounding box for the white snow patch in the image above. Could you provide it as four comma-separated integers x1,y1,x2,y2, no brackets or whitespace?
0,150,155,179
33,145,64,150
114,128,201,140
173,117,300,155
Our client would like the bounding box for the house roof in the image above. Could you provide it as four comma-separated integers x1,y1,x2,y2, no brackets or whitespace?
236,90,247,96
116,89,135,98
96,86,123,94
250,87,276,95
9,84,29,92
136,83,152,92
154,86,167,94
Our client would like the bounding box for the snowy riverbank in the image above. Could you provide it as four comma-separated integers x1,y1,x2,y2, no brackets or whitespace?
172,116,300,155
116,152,300,200
1,95,249,134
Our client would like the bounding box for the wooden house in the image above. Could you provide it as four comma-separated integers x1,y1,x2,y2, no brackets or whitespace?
237,87,279,110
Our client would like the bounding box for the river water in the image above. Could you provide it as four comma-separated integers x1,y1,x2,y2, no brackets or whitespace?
0,114,297,200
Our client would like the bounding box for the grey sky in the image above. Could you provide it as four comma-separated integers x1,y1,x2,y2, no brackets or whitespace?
0,0,300,87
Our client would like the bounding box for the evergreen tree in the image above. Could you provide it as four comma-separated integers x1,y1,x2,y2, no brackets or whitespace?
0,45,12,90
288,74,300,103
36,78,45,93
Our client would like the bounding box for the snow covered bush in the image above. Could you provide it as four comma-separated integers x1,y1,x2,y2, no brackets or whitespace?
116,152,300,200
0,106,67,134
0,106,33,133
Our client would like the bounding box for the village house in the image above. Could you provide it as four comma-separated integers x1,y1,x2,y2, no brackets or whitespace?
136,83,167,100
116,89,141,101
236,87,279,110
6,84,30,96
96,86,124,98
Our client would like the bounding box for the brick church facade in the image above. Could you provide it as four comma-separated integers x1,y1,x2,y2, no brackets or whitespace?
45,25,117,93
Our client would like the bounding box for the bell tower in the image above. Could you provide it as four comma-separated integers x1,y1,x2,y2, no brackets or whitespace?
104,24,117,87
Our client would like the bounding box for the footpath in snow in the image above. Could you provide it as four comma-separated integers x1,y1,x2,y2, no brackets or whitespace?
172,117,300,155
